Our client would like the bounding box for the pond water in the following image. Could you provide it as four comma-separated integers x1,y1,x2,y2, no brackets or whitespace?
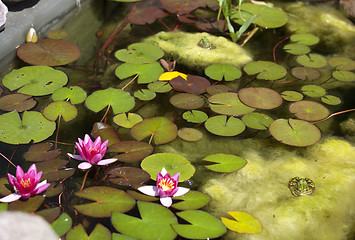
0,0,354,240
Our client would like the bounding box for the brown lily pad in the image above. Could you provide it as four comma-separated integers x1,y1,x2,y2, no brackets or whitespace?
24,142,61,162
109,141,154,162
0,93,36,112
170,75,211,95
128,6,168,25
160,0,201,15
107,167,151,186
289,100,329,121
238,87,283,110
92,122,121,147
170,93,205,110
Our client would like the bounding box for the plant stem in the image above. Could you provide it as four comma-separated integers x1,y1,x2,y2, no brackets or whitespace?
0,152,16,168
121,74,138,91
312,108,355,124
79,168,91,192
273,36,290,64
100,104,111,123
55,115,61,150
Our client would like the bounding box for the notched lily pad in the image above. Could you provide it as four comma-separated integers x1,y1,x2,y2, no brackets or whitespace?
209,92,255,116
170,93,205,110
36,159,74,182
172,190,211,210
0,93,36,112
51,86,87,104
328,57,355,71
42,101,78,122
115,43,164,64
128,5,168,25
148,81,172,93
289,100,329,121
24,142,60,162
321,95,341,105
178,128,203,142
134,89,156,101
301,85,326,97
161,0,201,15
241,112,273,130
281,91,303,102
332,70,355,82
296,54,327,68
243,61,287,80
205,115,246,136
291,67,320,81
115,62,164,84
182,110,208,123
113,113,143,128
203,153,247,172
283,43,310,55
107,167,151,186
204,64,242,81
290,33,319,46
206,85,233,95
221,211,262,234
170,75,211,95
238,87,283,110
92,122,121,147
109,141,153,162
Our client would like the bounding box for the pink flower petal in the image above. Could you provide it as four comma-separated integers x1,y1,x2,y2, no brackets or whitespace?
173,187,190,197
16,165,24,182
160,197,173,207
7,174,16,187
78,162,92,170
93,136,102,148
97,158,118,166
67,153,85,161
83,134,91,145
138,185,159,197
0,193,22,203
34,171,43,185
90,154,104,164
34,181,50,195
171,173,180,183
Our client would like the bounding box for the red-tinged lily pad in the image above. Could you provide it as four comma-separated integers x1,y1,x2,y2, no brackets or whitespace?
170,75,211,95
291,67,321,81
51,212,72,237
221,211,262,234
242,112,273,130
66,224,111,240
205,115,246,137
243,61,287,80
24,142,60,162
130,117,178,145
281,91,303,102
206,85,233,95
209,92,255,116
301,85,326,97
51,86,87,104
289,100,329,121
160,0,201,15
42,101,78,122
113,113,143,128
17,39,80,66
195,18,227,32
8,195,44,212
178,128,203,142
36,207,61,223
321,95,341,105
296,54,327,68
109,141,153,162
74,186,135,218
172,191,211,210
205,64,242,81
238,87,283,110
203,153,247,172
92,122,121,147
107,167,151,186
182,110,208,123
269,118,321,147
128,6,168,25
170,93,205,110
0,94,36,112
328,57,355,71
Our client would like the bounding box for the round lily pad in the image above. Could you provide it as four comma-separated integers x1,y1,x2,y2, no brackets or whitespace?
51,212,72,237
182,110,208,123
24,142,60,162
17,39,80,66
291,67,321,81
332,70,355,82
283,43,310,55
205,115,246,136
269,118,321,147
170,75,211,95
113,113,143,128
171,190,211,210
241,112,273,130
148,81,172,93
238,87,283,110
170,93,205,110
109,141,153,162
243,61,287,80
321,95,341,105
203,153,247,172
51,86,87,104
301,85,326,97
42,101,78,122
141,153,195,182
206,85,233,95
0,93,36,112
178,128,203,142
281,91,303,102
127,5,168,25
221,211,262,234
204,64,242,81
208,92,255,116
92,122,121,147
107,167,151,186
115,43,164,64
289,100,329,121
115,62,164,84
134,89,156,101
296,54,327,68
160,0,201,15
290,33,320,46
328,57,355,71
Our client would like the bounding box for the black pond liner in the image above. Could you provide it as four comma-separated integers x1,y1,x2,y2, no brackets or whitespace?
3,0,40,12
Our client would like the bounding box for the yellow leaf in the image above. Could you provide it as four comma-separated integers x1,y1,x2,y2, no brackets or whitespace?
158,71,187,81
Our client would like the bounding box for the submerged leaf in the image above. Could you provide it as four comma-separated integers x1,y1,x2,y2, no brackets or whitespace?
109,141,153,162
108,167,151,186
0,94,36,112
178,128,203,142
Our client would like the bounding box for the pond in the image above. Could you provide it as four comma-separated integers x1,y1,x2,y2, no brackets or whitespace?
0,0,354,239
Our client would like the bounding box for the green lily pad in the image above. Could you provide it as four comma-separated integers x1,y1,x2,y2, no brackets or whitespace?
2,66,68,96
289,100,329,121
170,93,205,110
91,122,121,147
321,95,341,105
209,92,255,116
36,159,75,182
107,167,151,186
74,186,135,218
296,54,327,68
281,91,304,102
241,112,273,130
172,190,211,210
126,190,158,202
141,153,195,182
0,93,36,112
178,128,203,142
51,86,87,104
283,43,310,55
332,70,355,82
203,153,247,172
112,233,137,240
36,207,61,223
66,224,111,240
328,57,355,71
269,118,321,147
115,62,164,84
221,211,262,234
170,75,211,95
8,195,44,212
204,64,242,81
289,25,309,33
134,89,156,101
182,110,208,123
147,81,172,93
0,178,11,196
205,115,246,136
0,111,56,144
85,87,135,114
130,117,178,145
115,43,164,64
51,212,72,237
42,101,78,122
109,141,153,162
301,85,326,97
24,142,60,161
111,201,177,240
243,61,287,80
290,33,320,46
113,113,143,128
291,67,321,81
238,87,283,110
171,210,227,239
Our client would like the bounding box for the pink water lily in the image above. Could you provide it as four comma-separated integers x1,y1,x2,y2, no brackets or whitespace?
0,164,50,202
138,168,190,207
68,134,118,170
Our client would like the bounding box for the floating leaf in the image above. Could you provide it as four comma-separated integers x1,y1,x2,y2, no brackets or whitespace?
109,141,153,162
203,153,247,172
148,81,172,93
112,233,137,240
0,111,56,144
171,210,227,239
36,159,75,182
2,66,68,96
113,113,143,128
172,190,211,210
158,71,187,81
126,190,158,202
221,211,262,234
0,94,36,112
205,115,246,136
283,43,310,55
332,70,355,82
170,93,205,110
182,110,208,123
160,0,201,15
45,183,64,197
290,33,319,46
328,57,355,71
85,87,135,114
289,25,309,33
204,64,242,81
128,6,168,25
291,67,320,81
243,61,287,80
115,62,164,84
301,85,326,97
36,207,61,223
92,122,121,147
51,86,87,104
66,224,111,240
141,153,195,182
281,91,303,102
134,89,156,101
296,54,327,68
178,128,203,142
209,92,255,116
51,212,72,237
321,95,341,105
206,85,233,95
74,186,135,218
269,118,321,147
17,39,80,66
241,112,273,130
42,101,78,122
115,43,164,64
170,75,211,95
24,142,60,162
8,195,44,212
111,201,177,240
130,117,178,145
107,167,151,186
289,100,329,121
238,87,283,110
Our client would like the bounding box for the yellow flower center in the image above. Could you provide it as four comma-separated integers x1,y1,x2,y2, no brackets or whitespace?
158,178,175,192
20,178,32,188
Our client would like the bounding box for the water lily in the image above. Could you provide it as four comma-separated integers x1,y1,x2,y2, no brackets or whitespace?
0,164,50,202
68,134,118,170
138,168,190,207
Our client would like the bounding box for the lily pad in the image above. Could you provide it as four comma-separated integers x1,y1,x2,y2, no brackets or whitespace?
182,110,208,123
36,207,61,223
171,210,227,239
134,89,156,101
8,195,44,212
170,93,205,110
178,128,203,142
209,92,255,116
115,43,164,64
111,201,177,240
126,190,158,202
206,85,233,95
113,113,143,128
85,87,135,114
107,167,151,186
36,159,75,182
238,87,283,110
289,100,329,121
291,67,321,81
241,112,273,130
301,85,326,97
115,62,164,84
2,66,68,96
74,186,135,218
290,33,320,46
205,115,246,136
109,141,153,162
172,190,211,210
141,153,195,182
283,43,310,55
328,57,355,71
0,94,36,112
24,142,60,162
17,39,80,66
0,111,56,144
45,183,64,197
42,101,78,122
51,86,87,104
321,95,341,105
130,117,178,145
51,212,72,237
66,224,111,240
332,70,355,82
221,211,262,234
203,153,247,172
170,75,211,95
160,0,201,15
296,54,327,68
280,91,303,102
92,122,121,147
204,64,242,81
148,81,172,93
127,6,168,25
269,118,321,147
243,61,287,80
